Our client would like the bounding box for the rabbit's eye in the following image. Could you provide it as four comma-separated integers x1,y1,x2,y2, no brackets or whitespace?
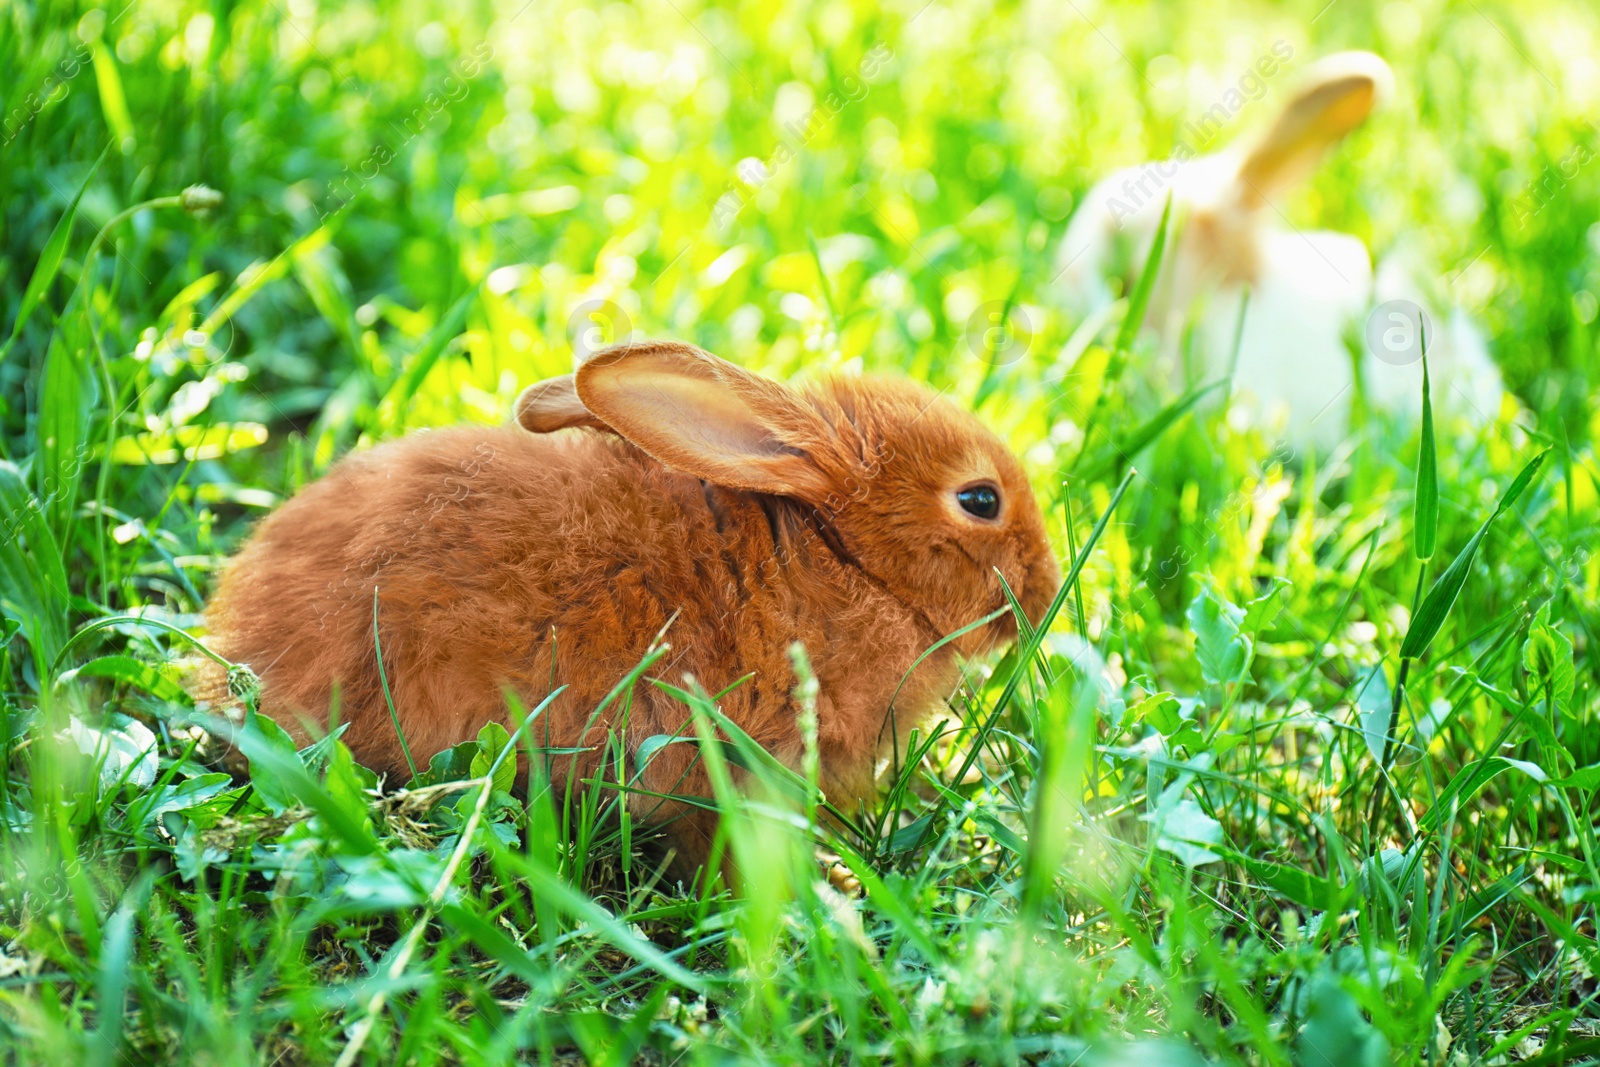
956,484,1000,520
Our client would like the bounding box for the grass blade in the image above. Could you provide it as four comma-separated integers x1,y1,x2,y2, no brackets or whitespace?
1415,355,1438,561
0,144,107,360
1076,378,1227,482
37,307,99,535
372,587,419,780
1400,450,1547,661
384,284,481,419
89,871,151,1067
485,844,707,991
0,462,71,676
1072,195,1173,471
1112,193,1173,359
92,48,136,150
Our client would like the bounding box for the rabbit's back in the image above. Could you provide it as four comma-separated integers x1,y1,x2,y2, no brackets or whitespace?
208,426,707,771
205,423,932,800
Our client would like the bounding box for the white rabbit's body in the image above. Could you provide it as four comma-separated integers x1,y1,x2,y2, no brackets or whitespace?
1193,231,1374,444
1055,52,1505,451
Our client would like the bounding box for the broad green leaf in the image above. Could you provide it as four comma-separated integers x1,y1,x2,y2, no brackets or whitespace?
1241,577,1292,634
413,741,478,788
972,808,1027,856
337,850,441,909
1500,757,1549,782
1559,712,1600,768
58,655,194,707
886,813,933,854
1463,671,1560,749
1142,796,1222,867
1354,665,1393,765
633,732,677,770
126,773,234,831
1356,847,1410,898
1187,583,1253,687
1554,764,1600,792
1414,356,1438,560
324,741,378,837
246,714,304,816
1295,974,1392,1067
294,723,352,774
1522,603,1575,715
1400,451,1547,661
1130,691,1185,735
210,711,377,852
470,722,517,795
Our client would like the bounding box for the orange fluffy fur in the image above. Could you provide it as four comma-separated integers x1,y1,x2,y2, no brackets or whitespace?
200,343,1060,871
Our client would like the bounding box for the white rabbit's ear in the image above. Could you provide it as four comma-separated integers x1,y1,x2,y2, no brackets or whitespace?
1234,51,1393,208
574,341,834,501
514,374,610,433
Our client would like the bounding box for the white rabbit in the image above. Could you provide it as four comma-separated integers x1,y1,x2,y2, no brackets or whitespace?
1054,51,1505,452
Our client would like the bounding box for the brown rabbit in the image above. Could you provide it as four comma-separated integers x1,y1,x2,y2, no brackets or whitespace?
200,341,1061,872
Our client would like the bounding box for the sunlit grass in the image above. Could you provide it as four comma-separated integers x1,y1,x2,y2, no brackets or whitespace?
1,0,1599,1062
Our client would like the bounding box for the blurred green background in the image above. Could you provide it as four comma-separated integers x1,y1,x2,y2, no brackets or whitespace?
4,0,1598,474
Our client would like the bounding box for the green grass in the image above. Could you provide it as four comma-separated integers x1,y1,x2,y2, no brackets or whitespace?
3,0,1600,1062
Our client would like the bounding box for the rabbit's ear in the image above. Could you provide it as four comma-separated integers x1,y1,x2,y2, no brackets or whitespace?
575,341,834,501
514,374,610,433
1234,51,1392,208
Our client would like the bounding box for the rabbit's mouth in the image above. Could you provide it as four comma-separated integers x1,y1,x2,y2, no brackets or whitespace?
993,571,1059,634
968,599,1020,651
990,607,1020,642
